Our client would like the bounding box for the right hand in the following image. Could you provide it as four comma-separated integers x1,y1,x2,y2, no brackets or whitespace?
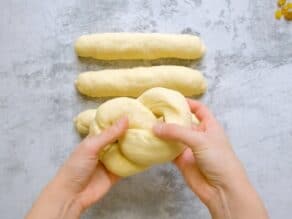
153,99,269,219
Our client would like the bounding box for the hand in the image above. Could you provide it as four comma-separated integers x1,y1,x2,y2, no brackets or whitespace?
26,117,128,219
153,99,269,219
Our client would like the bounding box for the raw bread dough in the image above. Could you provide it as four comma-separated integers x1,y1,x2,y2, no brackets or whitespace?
74,109,97,136
75,65,207,97
75,110,199,135
74,87,194,177
75,33,205,60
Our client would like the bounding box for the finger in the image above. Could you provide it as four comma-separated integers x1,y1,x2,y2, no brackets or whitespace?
79,116,128,156
153,123,206,152
56,117,128,193
78,164,120,209
99,163,120,185
174,148,214,203
174,149,204,184
186,99,217,128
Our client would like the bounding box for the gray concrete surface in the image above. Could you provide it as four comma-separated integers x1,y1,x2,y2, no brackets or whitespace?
0,0,291,218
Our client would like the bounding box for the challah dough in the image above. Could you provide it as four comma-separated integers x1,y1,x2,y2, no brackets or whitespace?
74,87,194,177
74,109,97,136
75,65,207,97
75,33,205,60
75,110,199,135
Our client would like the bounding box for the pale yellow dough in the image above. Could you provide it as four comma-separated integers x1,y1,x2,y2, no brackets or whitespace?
74,87,194,177
73,109,96,136
75,65,207,97
75,33,205,60
75,110,199,135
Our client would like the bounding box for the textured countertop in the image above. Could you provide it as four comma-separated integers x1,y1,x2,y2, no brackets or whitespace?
0,1,291,218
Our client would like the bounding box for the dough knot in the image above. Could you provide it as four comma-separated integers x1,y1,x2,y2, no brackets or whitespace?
75,87,193,176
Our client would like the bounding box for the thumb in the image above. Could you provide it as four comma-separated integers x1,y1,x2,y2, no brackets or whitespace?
153,123,206,152
174,149,216,204
56,117,128,192
78,116,128,158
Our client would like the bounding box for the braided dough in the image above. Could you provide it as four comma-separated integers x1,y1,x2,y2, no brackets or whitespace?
74,87,194,176
75,65,207,97
75,33,205,60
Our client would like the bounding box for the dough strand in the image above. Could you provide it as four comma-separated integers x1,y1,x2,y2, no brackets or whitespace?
75,33,205,60
75,65,207,97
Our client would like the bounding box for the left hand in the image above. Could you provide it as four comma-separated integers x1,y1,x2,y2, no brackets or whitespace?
26,117,128,219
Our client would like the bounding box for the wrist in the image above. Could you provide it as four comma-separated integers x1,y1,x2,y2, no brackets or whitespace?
206,179,268,219
47,179,83,216
206,186,232,219
26,180,82,219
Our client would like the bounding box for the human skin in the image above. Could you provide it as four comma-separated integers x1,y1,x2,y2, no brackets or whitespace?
153,99,269,219
25,117,128,219
26,100,269,219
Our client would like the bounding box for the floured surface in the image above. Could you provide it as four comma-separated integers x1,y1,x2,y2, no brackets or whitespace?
0,1,292,219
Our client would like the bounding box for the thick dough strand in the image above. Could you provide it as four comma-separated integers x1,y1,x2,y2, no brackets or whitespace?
75,33,205,60
75,65,207,97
